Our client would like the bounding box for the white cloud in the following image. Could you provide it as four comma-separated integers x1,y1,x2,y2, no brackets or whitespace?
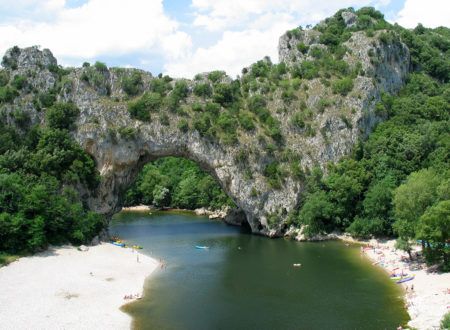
165,0,391,78
165,20,293,78
395,0,450,28
0,0,191,65
191,0,390,31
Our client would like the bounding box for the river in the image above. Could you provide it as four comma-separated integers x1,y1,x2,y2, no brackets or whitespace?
111,211,409,330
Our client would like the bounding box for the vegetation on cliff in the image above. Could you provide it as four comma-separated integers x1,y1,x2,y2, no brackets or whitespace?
0,7,448,268
292,21,449,268
0,101,103,255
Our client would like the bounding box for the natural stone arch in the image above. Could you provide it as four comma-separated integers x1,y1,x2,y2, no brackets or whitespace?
76,116,296,235
1,15,410,236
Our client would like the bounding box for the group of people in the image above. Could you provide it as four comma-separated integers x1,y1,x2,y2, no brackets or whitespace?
123,294,140,300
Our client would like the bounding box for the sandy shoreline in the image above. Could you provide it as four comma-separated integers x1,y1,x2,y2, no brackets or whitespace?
354,238,450,329
121,205,153,212
0,243,159,330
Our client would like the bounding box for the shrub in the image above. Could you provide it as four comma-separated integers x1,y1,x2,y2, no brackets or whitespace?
38,91,57,108
239,112,255,131
207,71,225,83
441,312,450,329
118,127,137,140
205,102,220,117
297,42,309,54
291,112,306,129
217,112,237,133
263,161,282,189
160,113,170,126
193,113,212,136
0,71,9,87
177,119,189,132
11,75,27,90
172,80,189,100
93,61,108,72
194,83,212,98
332,77,354,95
122,71,143,96
128,92,162,121
192,102,203,112
213,83,235,106
248,95,266,112
0,86,19,103
46,102,80,130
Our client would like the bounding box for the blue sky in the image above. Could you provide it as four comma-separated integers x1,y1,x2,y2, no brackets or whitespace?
0,0,448,78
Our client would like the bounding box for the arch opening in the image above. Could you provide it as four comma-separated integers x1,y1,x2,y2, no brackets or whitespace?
117,156,250,227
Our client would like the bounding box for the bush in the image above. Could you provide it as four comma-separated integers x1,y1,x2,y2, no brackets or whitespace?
205,102,220,117
207,71,225,83
0,71,9,87
347,217,386,238
264,161,282,189
177,119,189,132
118,127,137,140
122,71,143,96
332,77,354,95
291,112,306,129
441,312,450,329
46,102,80,130
38,91,57,108
93,61,108,72
217,112,237,133
128,92,162,121
193,113,212,136
160,113,170,126
297,42,309,54
213,83,235,106
192,102,203,112
0,86,19,103
239,112,255,131
194,83,212,98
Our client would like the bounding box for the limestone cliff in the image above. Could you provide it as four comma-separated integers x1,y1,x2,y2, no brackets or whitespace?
0,10,410,236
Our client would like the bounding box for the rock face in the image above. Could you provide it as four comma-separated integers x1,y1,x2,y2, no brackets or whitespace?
0,20,410,237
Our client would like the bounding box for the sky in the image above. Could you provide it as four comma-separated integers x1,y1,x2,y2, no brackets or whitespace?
0,0,448,78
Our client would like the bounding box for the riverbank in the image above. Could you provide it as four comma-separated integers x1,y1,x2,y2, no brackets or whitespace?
121,205,230,220
356,238,450,329
0,243,159,329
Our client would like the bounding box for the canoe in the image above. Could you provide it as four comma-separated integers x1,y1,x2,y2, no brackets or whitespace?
195,245,210,249
112,242,125,247
390,274,408,280
396,275,415,284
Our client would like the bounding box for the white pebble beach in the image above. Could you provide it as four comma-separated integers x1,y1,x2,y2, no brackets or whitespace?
361,239,450,330
0,243,159,330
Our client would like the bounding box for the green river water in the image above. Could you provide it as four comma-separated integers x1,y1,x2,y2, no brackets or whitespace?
111,211,409,330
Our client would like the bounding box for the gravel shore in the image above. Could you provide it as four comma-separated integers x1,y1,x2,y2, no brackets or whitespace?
0,243,159,329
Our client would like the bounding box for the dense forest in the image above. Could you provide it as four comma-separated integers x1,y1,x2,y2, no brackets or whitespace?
123,157,234,210
0,101,104,259
0,7,448,269
290,16,449,268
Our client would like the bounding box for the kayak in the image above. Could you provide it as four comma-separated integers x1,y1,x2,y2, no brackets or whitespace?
112,242,125,247
132,245,143,249
195,245,210,249
390,274,408,281
396,275,415,284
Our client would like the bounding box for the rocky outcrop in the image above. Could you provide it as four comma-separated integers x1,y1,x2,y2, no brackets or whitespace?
0,17,410,237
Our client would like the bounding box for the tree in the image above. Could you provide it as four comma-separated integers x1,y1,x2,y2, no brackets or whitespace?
393,168,440,240
152,185,170,208
46,102,80,130
416,200,450,267
297,191,334,237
